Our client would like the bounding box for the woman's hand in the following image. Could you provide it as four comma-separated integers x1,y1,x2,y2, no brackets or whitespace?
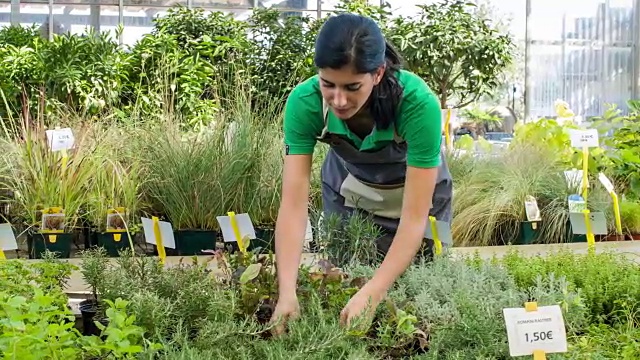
270,293,301,336
340,282,386,329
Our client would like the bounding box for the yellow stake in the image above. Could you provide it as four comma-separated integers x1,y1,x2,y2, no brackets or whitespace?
582,209,595,254
152,216,166,264
0,249,5,260
525,302,546,360
610,192,623,238
228,212,247,253
444,108,452,150
580,145,589,201
429,216,443,255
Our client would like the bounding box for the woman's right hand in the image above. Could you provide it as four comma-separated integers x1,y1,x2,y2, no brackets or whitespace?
270,293,300,336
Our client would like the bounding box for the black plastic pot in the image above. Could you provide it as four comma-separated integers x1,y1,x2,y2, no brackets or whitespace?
79,299,109,337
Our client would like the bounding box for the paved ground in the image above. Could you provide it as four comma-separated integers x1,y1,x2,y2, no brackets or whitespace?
19,240,638,297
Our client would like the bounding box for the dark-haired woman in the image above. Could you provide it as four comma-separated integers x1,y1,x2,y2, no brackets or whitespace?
270,13,453,332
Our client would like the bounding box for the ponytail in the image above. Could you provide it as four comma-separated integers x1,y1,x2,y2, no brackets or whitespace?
369,40,404,130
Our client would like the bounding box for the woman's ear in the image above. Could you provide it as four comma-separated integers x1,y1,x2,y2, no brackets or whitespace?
374,65,386,85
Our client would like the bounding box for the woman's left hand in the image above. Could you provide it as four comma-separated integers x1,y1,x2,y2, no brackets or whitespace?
340,283,386,329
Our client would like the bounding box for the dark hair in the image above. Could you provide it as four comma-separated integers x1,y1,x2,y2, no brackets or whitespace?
314,13,404,130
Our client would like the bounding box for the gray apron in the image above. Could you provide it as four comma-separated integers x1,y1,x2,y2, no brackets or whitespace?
318,101,453,258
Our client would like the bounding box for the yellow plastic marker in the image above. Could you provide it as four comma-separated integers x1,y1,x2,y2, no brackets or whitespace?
524,302,546,360
598,174,623,238
610,192,623,238
580,145,589,201
152,216,166,264
579,146,596,254
113,233,121,242
444,108,452,150
228,211,247,253
0,248,5,259
429,216,443,256
582,209,596,254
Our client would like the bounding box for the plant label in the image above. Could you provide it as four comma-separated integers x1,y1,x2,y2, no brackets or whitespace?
569,129,599,148
524,195,541,222
423,219,453,246
141,217,176,249
503,305,568,356
569,212,608,235
0,223,18,251
304,217,313,242
216,213,256,243
45,128,75,152
598,172,615,193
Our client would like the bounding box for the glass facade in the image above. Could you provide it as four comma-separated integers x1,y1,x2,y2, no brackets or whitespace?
2,0,639,119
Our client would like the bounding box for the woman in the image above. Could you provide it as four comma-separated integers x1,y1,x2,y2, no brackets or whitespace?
270,13,453,332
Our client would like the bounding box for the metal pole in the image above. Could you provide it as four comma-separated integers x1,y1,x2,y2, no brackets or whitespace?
561,13,567,101
632,0,640,99
524,0,532,121
119,0,123,46
317,0,321,19
10,0,19,26
601,0,609,113
188,0,193,9
48,0,53,41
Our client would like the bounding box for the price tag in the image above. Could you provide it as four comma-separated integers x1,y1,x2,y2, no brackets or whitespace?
45,128,75,152
569,129,599,148
503,304,568,356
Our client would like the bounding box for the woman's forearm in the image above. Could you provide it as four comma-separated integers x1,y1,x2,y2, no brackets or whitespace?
367,217,427,294
274,202,309,298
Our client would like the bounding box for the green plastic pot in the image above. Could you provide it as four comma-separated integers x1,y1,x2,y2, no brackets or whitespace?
92,231,132,257
172,230,218,256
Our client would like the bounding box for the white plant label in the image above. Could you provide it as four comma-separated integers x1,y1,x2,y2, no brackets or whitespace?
0,223,18,251
45,128,75,152
503,305,568,356
304,217,313,242
216,213,256,243
524,195,541,222
569,129,599,148
598,172,615,193
141,217,176,249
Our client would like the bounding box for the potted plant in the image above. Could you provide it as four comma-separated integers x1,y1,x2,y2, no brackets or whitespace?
85,154,142,257
78,247,110,336
137,121,222,256
0,124,96,259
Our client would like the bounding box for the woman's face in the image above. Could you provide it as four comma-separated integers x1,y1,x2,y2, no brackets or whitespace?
318,65,384,120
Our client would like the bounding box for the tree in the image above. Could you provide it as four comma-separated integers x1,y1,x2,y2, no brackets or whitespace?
386,0,515,109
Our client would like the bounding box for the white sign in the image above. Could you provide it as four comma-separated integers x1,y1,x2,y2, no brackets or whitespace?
503,305,568,357
216,213,257,243
141,217,176,249
569,129,599,148
45,128,75,152
598,172,615,193
0,223,18,251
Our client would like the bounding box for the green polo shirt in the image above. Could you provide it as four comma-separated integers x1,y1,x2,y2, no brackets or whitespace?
283,69,442,168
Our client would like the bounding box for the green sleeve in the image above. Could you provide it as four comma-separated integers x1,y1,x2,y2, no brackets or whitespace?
283,79,323,155
398,78,443,168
